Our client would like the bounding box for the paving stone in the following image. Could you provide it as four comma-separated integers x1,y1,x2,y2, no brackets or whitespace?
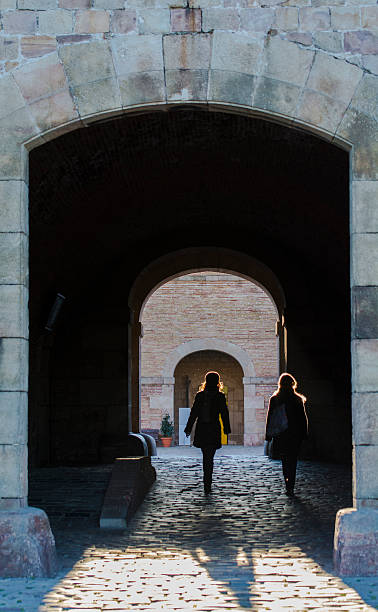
0,449,377,609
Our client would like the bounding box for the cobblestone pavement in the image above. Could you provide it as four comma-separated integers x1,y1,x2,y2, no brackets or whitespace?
1,448,378,611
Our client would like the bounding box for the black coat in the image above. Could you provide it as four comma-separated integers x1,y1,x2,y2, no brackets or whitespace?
265,391,308,447
184,390,231,449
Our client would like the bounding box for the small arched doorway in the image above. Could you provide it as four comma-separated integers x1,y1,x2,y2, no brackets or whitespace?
174,350,244,445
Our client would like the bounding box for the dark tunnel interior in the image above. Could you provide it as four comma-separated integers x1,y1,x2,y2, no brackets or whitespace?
28,109,350,467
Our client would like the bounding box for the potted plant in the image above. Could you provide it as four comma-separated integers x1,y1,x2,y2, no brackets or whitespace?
160,413,174,447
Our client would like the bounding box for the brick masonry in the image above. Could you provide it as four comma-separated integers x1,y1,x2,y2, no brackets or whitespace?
140,272,278,439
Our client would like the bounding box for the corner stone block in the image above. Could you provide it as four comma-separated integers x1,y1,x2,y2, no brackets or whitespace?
58,40,115,87
0,392,27,444
352,393,378,446
352,286,378,339
0,443,27,497
211,31,263,75
352,233,378,286
0,285,28,339
0,507,57,577
307,53,362,106
352,181,378,234
352,339,378,393
253,76,300,118
119,71,165,107
262,36,314,87
111,35,163,76
72,77,121,118
0,180,28,233
163,33,211,70
297,89,347,134
166,69,208,102
338,109,378,180
0,232,28,285
29,89,78,132
0,75,25,121
0,338,28,392
334,507,378,575
354,445,378,500
208,69,254,106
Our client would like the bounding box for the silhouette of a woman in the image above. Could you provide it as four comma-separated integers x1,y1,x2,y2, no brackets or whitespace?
265,373,308,496
185,371,231,494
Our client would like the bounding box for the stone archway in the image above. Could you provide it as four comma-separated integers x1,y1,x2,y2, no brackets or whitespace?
0,28,376,575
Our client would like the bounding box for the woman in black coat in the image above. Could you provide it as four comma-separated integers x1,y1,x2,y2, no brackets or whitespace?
265,373,308,496
184,371,231,494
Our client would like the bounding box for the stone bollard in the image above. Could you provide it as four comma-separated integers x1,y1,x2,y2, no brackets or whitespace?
334,507,378,576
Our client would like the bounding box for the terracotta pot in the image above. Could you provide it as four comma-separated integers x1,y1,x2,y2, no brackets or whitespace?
160,437,172,448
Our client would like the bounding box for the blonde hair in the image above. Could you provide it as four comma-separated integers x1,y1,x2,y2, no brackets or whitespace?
199,371,224,392
273,372,306,402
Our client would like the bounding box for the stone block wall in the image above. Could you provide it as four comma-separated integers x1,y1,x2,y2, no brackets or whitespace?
140,272,279,439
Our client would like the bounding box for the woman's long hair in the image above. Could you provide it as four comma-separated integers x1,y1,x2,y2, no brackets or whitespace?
273,372,306,402
199,371,224,393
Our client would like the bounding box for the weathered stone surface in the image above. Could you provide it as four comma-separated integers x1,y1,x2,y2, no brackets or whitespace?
74,9,110,33
13,53,67,103
331,6,361,29
72,77,121,117
353,286,378,340
119,71,165,106
111,9,137,33
112,35,163,75
299,7,330,29
352,181,378,233
56,33,92,43
286,31,312,45
0,75,25,120
211,31,263,74
344,30,378,54
94,0,122,8
0,285,28,339
0,0,16,8
18,0,55,8
29,89,78,130
0,338,28,391
2,11,36,34
138,8,169,33
171,7,201,32
334,507,378,576
262,36,314,86
59,0,89,8
351,74,378,121
0,392,27,445
362,55,378,75
0,37,18,61
59,40,115,86
297,89,347,133
164,33,211,70
254,76,300,117
0,444,27,497
20,35,57,58
352,392,378,446
0,180,28,233
240,8,274,32
202,8,239,32
337,108,378,180
0,232,28,285
209,69,254,105
313,30,343,52
361,6,378,29
352,338,378,392
352,233,378,286
307,52,362,104
355,445,378,500
166,69,208,101
38,10,73,35
0,507,57,577
274,7,298,30
0,108,37,178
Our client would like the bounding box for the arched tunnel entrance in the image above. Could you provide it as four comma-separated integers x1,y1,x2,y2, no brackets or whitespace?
28,109,350,469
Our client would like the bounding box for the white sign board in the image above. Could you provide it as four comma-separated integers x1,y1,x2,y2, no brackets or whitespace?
179,407,191,445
